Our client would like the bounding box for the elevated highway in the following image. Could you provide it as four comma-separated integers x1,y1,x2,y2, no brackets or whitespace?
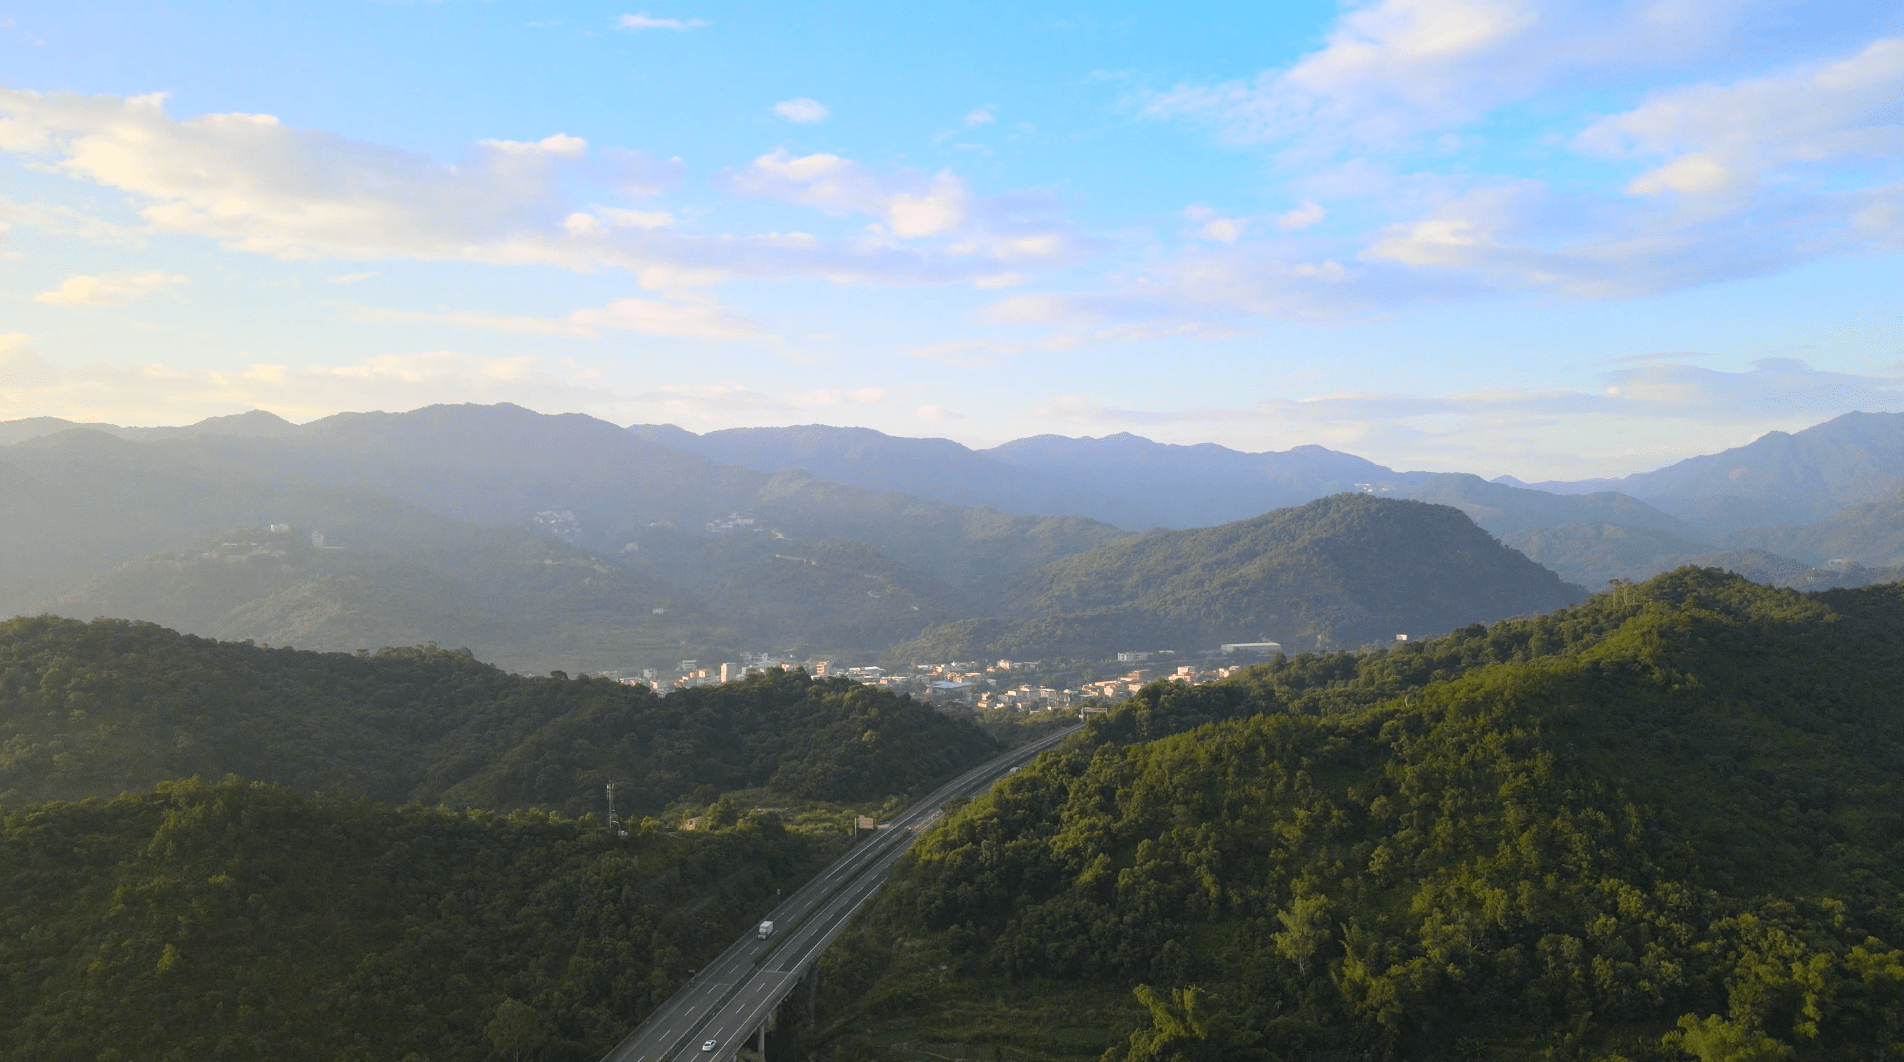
599,724,1082,1062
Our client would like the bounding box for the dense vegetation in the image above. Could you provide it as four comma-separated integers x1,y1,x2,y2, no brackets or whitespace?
804,569,1904,1061
0,778,818,1062
1730,487,1904,570
1504,516,1904,592
47,519,725,678
0,615,998,817
887,495,1586,664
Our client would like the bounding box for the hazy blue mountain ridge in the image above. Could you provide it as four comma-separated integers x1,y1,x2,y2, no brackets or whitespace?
1499,410,1904,527
629,422,1697,541
11,405,1901,674
629,422,1158,529
2,409,1132,670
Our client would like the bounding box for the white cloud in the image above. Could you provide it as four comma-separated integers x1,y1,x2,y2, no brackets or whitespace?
1023,358,1904,479
1578,37,1904,199
0,350,623,426
1182,202,1250,243
1005,30,1904,329
972,272,1030,289
355,294,774,341
603,148,686,199
616,12,708,31
570,297,772,340
0,88,1084,292
34,271,188,306
1145,0,1773,148
771,98,830,124
724,149,1089,266
1104,4,1904,329
0,89,587,261
963,106,997,127
327,272,376,284
0,195,145,246
729,151,970,237
1273,200,1327,230
0,333,63,392
620,382,888,425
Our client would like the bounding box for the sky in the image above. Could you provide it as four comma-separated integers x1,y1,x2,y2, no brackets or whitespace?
1,0,1901,480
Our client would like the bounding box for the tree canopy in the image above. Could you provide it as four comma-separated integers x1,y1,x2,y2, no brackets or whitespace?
0,615,997,817
815,569,1904,1061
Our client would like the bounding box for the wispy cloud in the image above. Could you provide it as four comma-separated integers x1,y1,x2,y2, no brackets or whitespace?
1024,358,1904,478
616,12,708,31
0,88,1088,293
771,97,829,124
351,294,775,341
0,350,623,426
621,382,887,425
0,196,146,246
1576,37,1904,199
1143,0,1776,149
723,149,1093,272
1065,5,1904,329
35,271,188,306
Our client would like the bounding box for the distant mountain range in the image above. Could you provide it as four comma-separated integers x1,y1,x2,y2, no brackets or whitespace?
632,414,1904,535
6,404,1900,670
1496,410,1904,527
634,412,1904,590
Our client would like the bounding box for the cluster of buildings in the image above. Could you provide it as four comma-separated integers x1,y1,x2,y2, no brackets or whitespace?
1076,663,1253,702
609,643,1285,712
202,523,345,561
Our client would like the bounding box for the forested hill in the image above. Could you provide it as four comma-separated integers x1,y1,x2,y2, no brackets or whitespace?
886,493,1586,663
0,615,998,816
807,569,1904,1061
0,779,818,1062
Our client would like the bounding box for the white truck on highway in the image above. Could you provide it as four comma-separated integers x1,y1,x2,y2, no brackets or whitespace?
756,920,775,940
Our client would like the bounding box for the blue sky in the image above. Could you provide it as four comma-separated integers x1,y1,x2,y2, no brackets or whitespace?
1,0,1901,478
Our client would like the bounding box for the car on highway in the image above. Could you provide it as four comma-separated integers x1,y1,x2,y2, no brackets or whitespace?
701,1040,717,1052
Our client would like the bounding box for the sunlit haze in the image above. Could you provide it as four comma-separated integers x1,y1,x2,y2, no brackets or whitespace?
2,0,1901,478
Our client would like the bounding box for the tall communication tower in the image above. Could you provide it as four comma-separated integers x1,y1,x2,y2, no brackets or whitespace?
605,782,628,839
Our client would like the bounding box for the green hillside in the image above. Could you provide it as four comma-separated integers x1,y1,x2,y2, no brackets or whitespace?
1392,473,1691,537
43,516,733,677
887,494,1586,664
1498,520,1719,588
1727,487,1904,569
802,569,1904,1061
0,778,817,1062
0,616,997,816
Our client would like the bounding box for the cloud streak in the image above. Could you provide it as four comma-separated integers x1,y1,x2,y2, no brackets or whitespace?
723,149,1093,273
353,295,774,341
997,22,1904,332
0,88,1091,295
771,98,829,124
0,349,624,426
616,13,708,31
35,271,187,306
1027,357,1904,477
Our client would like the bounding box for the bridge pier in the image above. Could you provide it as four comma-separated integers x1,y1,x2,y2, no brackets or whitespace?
806,965,818,1029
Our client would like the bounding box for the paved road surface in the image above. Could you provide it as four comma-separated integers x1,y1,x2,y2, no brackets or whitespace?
599,724,1083,1062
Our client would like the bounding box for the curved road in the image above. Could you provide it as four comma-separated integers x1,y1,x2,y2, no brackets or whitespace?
599,723,1083,1062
